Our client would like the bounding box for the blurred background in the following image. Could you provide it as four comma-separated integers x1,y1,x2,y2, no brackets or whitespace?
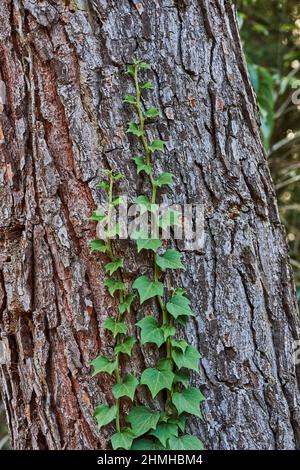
0,0,299,450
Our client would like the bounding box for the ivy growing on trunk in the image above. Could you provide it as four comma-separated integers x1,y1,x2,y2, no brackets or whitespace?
89,60,205,450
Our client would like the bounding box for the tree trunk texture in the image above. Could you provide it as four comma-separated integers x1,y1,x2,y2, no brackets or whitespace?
0,0,299,450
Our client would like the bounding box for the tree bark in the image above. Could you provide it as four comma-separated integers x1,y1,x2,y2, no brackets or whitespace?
0,0,299,450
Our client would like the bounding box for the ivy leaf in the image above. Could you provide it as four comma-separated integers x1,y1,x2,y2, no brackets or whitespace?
171,345,201,372
161,324,176,341
118,293,136,315
149,139,167,153
167,435,204,450
170,338,188,353
133,275,164,304
103,318,128,338
112,374,139,401
132,156,152,175
154,172,174,187
140,80,154,90
157,358,173,371
173,370,190,388
91,356,117,376
111,429,135,450
126,121,144,137
114,336,136,356
112,196,123,206
156,249,185,271
123,94,136,104
134,195,153,214
139,62,151,69
134,232,162,253
94,404,117,428
136,317,165,347
88,210,106,222
126,406,160,438
172,387,205,418
150,423,178,447
144,107,160,118
104,223,120,238
104,258,123,275
104,278,125,296
131,438,165,450
159,208,181,229
112,172,124,181
140,367,174,398
97,181,109,190
166,294,194,319
127,65,135,75
89,240,107,253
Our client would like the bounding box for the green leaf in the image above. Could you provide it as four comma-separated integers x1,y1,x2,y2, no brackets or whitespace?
114,336,136,356
127,65,135,75
173,370,190,388
139,62,151,69
168,435,204,450
154,172,174,187
161,324,176,340
123,95,136,104
126,121,144,137
170,338,188,353
156,249,185,271
104,258,123,275
103,318,128,338
88,210,106,222
150,423,178,447
140,367,174,398
140,80,154,90
134,195,153,214
104,278,125,296
111,429,135,450
112,172,124,181
136,317,165,347
91,356,117,376
112,196,123,206
97,181,109,190
157,358,173,371
89,239,107,253
131,438,164,450
118,293,136,315
172,345,201,372
104,223,120,238
134,233,162,253
144,107,160,118
172,387,205,418
149,139,167,153
133,275,164,304
159,208,181,229
126,406,160,438
166,294,194,319
132,156,152,175
112,374,139,401
94,404,117,428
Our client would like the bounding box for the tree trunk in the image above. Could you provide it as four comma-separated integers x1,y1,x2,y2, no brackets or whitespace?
0,0,299,450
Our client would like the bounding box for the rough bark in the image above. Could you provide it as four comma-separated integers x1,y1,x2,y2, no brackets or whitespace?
0,0,299,450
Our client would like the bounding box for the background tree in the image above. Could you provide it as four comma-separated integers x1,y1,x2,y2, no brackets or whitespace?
0,0,299,450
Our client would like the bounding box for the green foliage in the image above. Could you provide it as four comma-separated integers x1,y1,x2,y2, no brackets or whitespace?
89,59,204,450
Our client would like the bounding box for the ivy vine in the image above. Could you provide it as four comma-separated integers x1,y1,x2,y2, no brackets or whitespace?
89,60,205,450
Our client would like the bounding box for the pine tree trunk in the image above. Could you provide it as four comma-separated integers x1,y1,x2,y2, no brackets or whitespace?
0,0,299,450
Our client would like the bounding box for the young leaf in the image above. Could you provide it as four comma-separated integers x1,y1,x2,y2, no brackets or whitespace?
91,356,117,376
166,294,194,319
161,324,176,341
123,94,136,104
88,210,106,222
112,172,124,181
149,139,167,153
127,65,135,75
112,196,123,206
150,423,178,447
132,156,152,175
114,336,136,356
97,181,109,191
90,240,107,253
103,318,128,338
104,258,124,275
153,172,174,187
112,374,139,401
170,338,188,353
134,195,153,213
144,107,160,118
140,367,174,398
111,429,135,450
136,317,165,347
118,293,136,315
140,80,154,90
167,435,204,451
104,278,125,296
94,404,117,428
156,249,185,271
126,121,144,137
139,62,151,69
126,406,160,438
172,387,205,418
133,275,164,304
171,345,201,372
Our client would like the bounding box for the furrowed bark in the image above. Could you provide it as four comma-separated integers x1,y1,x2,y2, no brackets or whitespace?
0,0,299,450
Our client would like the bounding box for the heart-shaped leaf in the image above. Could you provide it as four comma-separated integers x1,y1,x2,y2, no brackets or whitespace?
133,275,164,304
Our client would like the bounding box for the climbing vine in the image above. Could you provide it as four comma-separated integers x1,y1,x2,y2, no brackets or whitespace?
89,60,205,450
